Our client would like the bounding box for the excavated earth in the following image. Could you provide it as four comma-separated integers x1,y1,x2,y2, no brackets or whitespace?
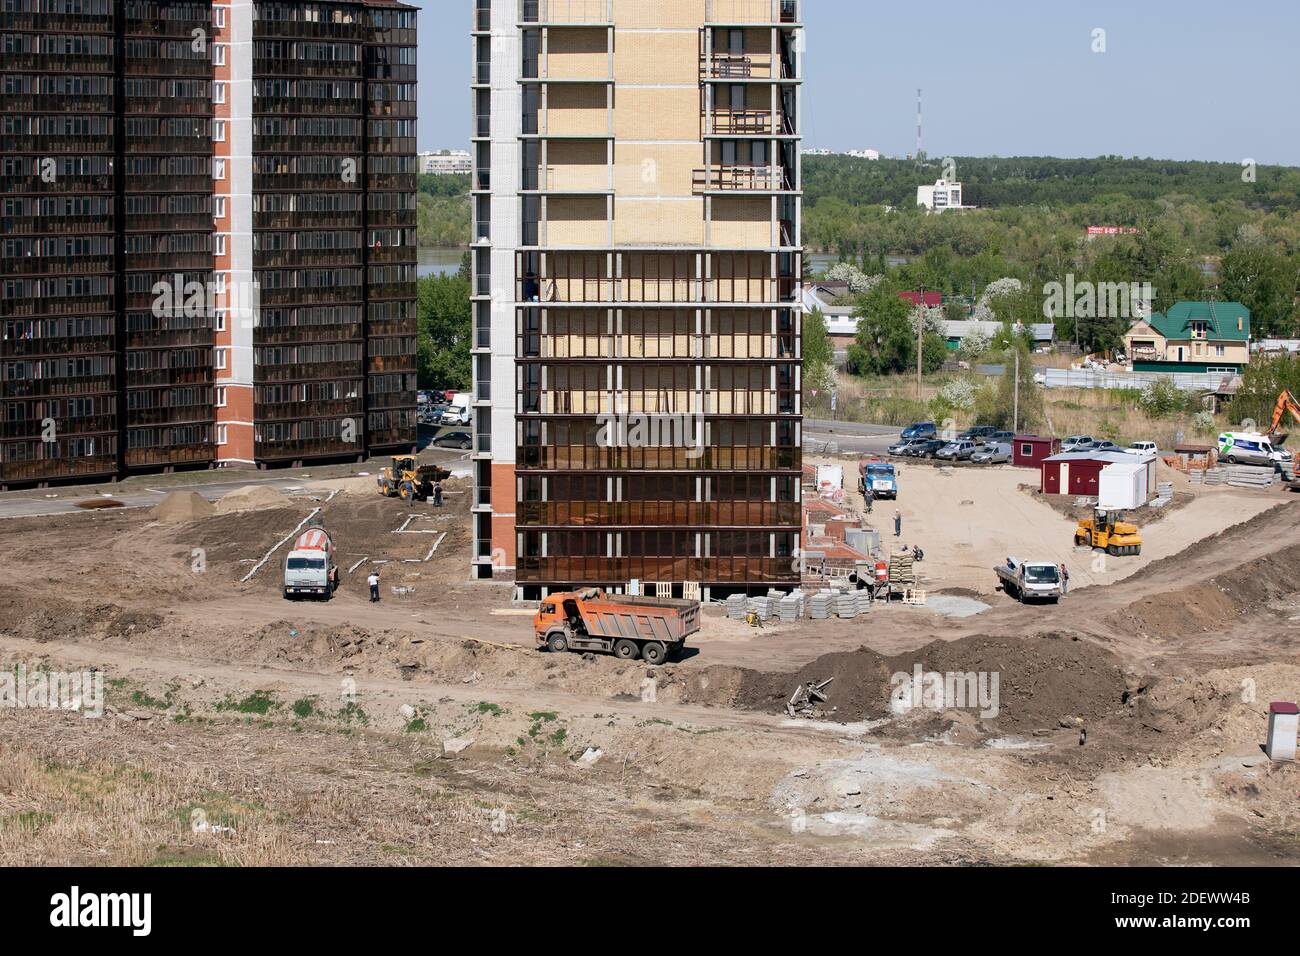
0,480,1298,865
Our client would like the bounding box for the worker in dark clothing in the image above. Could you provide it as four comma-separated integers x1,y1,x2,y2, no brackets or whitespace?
433,482,444,508
1060,563,1069,594
893,509,902,537
864,484,874,514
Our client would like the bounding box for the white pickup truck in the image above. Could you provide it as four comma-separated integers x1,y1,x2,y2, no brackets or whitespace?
993,558,1063,603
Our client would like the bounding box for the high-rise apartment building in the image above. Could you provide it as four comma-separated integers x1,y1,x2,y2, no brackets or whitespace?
0,0,417,487
472,0,803,598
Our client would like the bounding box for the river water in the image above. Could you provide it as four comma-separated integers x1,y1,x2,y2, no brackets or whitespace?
418,247,467,278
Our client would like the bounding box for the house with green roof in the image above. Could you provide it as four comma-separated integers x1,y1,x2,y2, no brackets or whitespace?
1124,302,1251,373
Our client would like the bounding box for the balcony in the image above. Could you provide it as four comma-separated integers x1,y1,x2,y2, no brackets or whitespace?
709,108,780,135
693,164,784,193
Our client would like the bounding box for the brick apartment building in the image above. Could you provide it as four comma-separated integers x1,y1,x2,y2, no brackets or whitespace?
471,0,804,598
0,0,418,487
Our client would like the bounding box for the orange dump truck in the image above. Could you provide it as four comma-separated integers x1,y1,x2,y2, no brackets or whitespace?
534,589,701,665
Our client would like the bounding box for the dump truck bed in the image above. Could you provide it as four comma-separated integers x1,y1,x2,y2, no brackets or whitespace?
577,596,700,643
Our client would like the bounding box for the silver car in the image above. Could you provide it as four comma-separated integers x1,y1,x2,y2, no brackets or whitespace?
1061,435,1095,453
936,440,979,461
970,442,1011,464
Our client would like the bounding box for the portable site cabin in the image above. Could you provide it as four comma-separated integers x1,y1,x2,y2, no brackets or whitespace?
1012,435,1059,469
1098,461,1148,510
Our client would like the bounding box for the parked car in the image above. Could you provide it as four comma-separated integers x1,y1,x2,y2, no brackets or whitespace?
967,425,997,440
936,439,980,461
970,442,1012,464
900,421,937,441
1126,441,1159,456
888,437,925,456
432,429,473,450
988,430,1014,444
1091,440,1120,452
907,438,947,458
1061,435,1096,453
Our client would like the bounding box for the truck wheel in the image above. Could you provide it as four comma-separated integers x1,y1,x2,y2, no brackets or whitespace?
613,639,640,660
641,641,667,665
546,632,568,654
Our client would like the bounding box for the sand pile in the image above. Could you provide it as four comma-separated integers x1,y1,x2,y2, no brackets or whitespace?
151,490,215,522
214,484,288,514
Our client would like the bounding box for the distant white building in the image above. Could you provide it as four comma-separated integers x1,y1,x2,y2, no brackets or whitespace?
419,149,472,175
846,148,880,160
801,147,833,156
916,178,972,212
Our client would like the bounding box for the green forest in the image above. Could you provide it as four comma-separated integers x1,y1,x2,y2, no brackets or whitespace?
415,156,1300,386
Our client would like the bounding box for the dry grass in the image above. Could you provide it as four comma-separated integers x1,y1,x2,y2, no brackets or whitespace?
810,370,1220,446
1042,388,1218,447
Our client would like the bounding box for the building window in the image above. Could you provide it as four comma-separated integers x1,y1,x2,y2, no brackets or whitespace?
214,159,226,180
214,120,226,142
215,386,227,408
214,7,226,28
215,197,226,219
213,45,227,67
1215,344,1225,356
217,424,228,444
214,310,226,332
215,235,227,257
213,82,226,104
215,348,227,370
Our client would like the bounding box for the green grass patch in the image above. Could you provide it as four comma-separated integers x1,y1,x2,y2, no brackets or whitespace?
215,691,278,715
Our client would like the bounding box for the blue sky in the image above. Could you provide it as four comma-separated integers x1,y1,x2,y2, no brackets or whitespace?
418,0,1300,166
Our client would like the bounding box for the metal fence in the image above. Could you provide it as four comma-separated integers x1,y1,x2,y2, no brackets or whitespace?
1041,367,1229,393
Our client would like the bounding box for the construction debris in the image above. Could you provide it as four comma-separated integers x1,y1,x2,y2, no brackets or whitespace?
786,677,834,717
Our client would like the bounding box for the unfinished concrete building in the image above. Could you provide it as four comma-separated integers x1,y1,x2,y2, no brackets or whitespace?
472,0,804,597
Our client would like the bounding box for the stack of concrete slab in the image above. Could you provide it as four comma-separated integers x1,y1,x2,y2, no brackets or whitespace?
834,590,863,619
1225,465,1276,488
747,595,776,621
1201,468,1227,486
779,592,804,622
725,594,748,620
809,591,834,620
1149,480,1174,508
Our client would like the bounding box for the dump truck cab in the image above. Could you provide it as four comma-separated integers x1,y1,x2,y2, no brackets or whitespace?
1075,508,1142,556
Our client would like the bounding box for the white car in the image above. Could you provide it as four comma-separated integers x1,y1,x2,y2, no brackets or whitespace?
1126,441,1158,456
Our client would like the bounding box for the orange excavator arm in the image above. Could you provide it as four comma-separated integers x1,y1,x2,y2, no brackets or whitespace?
1268,390,1300,435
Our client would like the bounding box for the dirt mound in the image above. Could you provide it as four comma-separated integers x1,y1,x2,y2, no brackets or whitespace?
151,490,215,523
214,484,288,514
724,633,1127,732
1107,540,1300,639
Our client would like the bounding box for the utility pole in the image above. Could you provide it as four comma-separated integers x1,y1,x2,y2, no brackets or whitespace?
916,287,924,402
1013,348,1020,434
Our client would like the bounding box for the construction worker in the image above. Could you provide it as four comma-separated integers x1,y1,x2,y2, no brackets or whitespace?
368,569,380,603
864,484,874,513
1060,562,1069,594
433,482,444,507
893,509,902,538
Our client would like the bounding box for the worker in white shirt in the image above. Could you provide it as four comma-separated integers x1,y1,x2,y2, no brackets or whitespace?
368,570,380,603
